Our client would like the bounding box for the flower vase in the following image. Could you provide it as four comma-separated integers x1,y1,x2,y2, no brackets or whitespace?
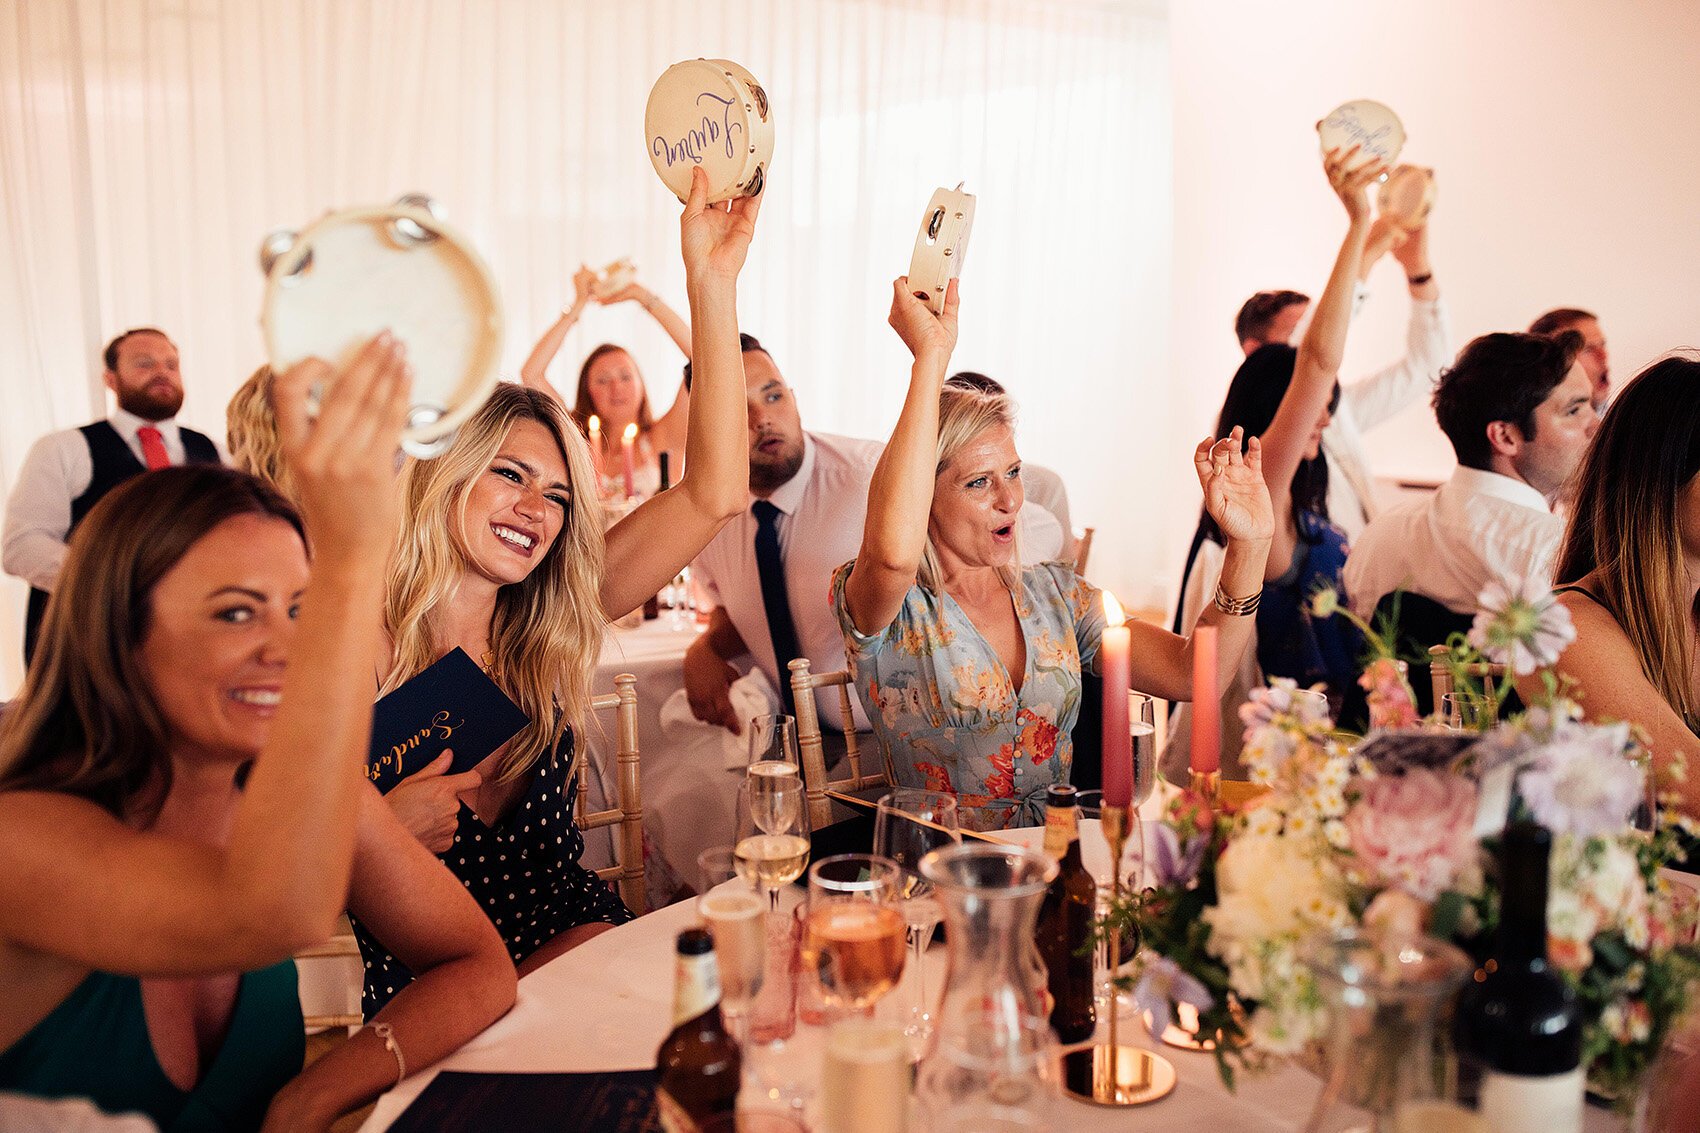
1301,927,1475,1133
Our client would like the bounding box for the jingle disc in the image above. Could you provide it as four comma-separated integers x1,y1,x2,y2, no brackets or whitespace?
907,183,976,315
260,201,503,459
645,58,774,204
1377,164,1437,229
1317,99,1405,171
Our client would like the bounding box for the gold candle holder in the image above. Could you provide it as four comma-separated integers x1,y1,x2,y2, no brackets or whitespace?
1060,803,1176,1106
1187,768,1221,801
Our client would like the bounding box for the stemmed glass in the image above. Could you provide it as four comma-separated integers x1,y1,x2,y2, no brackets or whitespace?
748,713,801,775
873,790,961,1058
802,854,906,1018
735,774,809,915
696,846,766,1048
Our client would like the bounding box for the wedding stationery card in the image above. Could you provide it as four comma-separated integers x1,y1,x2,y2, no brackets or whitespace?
389,1069,661,1133
367,648,529,793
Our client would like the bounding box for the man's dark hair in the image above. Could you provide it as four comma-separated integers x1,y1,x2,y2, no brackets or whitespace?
103,327,171,372
1528,307,1596,337
682,332,770,390
1432,331,1584,470
1233,290,1309,346
945,371,1006,395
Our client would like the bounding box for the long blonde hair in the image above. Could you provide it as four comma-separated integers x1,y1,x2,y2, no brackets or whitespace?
380,384,606,782
917,382,1022,595
226,366,297,503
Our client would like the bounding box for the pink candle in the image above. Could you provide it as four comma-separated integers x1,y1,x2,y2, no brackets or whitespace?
1190,625,1220,775
1099,591,1132,808
620,423,638,499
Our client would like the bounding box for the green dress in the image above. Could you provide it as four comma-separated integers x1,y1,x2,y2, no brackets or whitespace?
0,962,304,1132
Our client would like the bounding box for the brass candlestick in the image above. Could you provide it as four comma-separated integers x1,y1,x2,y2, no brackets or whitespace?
1060,803,1176,1106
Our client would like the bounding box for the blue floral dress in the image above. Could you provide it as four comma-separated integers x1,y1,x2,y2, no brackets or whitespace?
830,560,1105,822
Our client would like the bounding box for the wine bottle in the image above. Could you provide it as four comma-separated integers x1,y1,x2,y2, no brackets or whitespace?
643,453,672,620
655,927,741,1132
1455,822,1583,1133
1036,784,1097,1043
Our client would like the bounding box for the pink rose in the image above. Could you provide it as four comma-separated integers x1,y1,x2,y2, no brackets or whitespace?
1345,769,1479,901
1360,657,1419,731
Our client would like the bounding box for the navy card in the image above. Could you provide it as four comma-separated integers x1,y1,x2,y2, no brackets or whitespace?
367,648,530,793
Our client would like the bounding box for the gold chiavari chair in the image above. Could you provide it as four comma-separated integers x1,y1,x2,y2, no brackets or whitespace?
788,658,894,832
576,672,646,913
1428,644,1507,721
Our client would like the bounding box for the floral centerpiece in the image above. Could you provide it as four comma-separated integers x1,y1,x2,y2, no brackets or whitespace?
1121,577,1700,1101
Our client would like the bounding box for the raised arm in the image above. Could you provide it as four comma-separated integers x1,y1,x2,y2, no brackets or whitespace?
518,266,597,398
601,167,759,619
601,282,694,454
843,278,960,637
1259,147,1384,577
0,336,411,974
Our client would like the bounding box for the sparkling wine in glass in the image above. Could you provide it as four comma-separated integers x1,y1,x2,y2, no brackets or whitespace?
873,789,960,1058
747,713,801,778
802,854,906,1015
697,847,767,1048
735,777,809,915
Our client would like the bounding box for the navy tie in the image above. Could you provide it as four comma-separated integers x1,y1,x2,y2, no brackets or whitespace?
752,500,803,716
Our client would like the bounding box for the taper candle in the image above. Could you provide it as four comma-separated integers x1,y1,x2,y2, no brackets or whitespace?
1190,624,1220,775
1100,591,1132,808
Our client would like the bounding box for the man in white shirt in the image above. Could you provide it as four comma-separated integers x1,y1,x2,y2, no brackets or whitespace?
1234,220,1451,541
1345,330,1598,621
3,328,223,662
1529,307,1611,411
684,339,1063,734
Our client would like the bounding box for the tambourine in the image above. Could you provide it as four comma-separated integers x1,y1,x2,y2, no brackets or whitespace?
259,194,503,460
592,258,637,300
645,58,773,204
907,183,976,315
1317,100,1405,172
1377,165,1436,231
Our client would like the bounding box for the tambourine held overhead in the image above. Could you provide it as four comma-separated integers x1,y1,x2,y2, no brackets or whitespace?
907,183,976,315
592,258,637,299
258,193,503,460
1377,165,1437,231
1317,100,1405,173
645,58,774,204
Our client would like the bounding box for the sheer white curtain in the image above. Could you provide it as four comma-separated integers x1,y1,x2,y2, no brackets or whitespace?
0,0,1172,694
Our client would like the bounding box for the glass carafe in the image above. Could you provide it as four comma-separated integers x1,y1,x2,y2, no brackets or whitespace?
917,842,1059,1133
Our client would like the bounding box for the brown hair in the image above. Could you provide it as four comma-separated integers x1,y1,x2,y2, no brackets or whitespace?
1432,331,1584,470
571,345,654,442
1528,308,1596,337
0,467,305,820
103,327,172,372
1233,290,1309,346
1554,354,1700,724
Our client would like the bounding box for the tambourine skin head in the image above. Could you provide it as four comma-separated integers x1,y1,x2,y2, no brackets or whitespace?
1317,100,1405,172
593,258,638,299
907,185,976,315
259,203,504,453
645,58,775,204
1377,164,1437,230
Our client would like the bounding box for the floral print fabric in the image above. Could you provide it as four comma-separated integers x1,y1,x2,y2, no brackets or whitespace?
830,560,1105,820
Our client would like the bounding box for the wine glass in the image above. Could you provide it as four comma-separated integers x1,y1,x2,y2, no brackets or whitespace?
735,774,809,914
748,715,802,807
697,845,766,1048
802,854,906,1017
873,790,960,1058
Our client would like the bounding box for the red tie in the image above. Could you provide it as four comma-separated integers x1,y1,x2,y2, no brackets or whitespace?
137,426,170,470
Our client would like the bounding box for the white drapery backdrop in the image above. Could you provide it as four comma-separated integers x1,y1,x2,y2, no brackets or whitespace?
0,0,1173,695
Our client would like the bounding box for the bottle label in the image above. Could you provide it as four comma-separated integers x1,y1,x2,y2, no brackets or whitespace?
655,1088,703,1133
1477,1067,1583,1133
671,952,722,1026
1042,806,1079,860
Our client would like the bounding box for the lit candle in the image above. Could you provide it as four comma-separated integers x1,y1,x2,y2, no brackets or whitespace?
621,422,638,499
1190,624,1220,775
1100,591,1132,808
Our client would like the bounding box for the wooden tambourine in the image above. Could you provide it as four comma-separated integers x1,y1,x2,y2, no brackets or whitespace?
907,183,976,315
259,194,503,459
645,58,773,204
592,258,637,299
1317,100,1405,172
1377,165,1437,230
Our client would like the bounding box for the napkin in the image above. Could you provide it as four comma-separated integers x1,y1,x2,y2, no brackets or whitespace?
657,667,781,768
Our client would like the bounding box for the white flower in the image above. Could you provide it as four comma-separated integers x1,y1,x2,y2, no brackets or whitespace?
1469,574,1576,675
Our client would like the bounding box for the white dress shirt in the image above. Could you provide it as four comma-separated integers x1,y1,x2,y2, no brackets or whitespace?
3,409,217,592
1321,293,1453,540
1343,465,1563,620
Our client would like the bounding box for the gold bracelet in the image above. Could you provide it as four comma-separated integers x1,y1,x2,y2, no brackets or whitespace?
1213,583,1260,617
369,1021,406,1084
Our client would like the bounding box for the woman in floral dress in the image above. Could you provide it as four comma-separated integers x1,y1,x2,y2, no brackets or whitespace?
831,278,1275,822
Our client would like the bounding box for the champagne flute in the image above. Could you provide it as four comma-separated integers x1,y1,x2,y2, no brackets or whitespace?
697,846,767,1048
873,790,960,1058
735,776,809,915
747,715,802,826
802,854,906,1017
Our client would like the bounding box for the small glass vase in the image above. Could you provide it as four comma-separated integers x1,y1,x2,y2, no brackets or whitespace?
1302,926,1475,1133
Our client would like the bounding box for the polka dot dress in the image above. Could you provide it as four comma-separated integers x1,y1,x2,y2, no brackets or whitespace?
353,727,634,1015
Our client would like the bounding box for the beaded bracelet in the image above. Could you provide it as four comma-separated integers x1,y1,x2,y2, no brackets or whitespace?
1213,583,1261,617
369,1022,406,1085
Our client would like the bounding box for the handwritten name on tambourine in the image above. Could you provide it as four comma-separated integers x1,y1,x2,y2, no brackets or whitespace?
652,91,744,167
1321,106,1400,161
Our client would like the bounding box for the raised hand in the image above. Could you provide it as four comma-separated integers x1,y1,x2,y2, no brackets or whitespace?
1195,427,1274,545
680,165,762,283
1323,145,1389,226
888,276,960,363
598,282,650,307
571,264,597,310
271,332,411,564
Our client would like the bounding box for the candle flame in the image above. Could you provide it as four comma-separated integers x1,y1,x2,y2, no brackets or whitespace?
622,423,639,442
587,414,600,434
1102,591,1125,623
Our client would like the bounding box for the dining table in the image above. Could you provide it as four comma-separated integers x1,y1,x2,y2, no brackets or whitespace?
361,802,1625,1132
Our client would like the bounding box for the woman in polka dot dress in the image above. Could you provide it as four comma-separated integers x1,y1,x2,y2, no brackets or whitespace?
356,168,763,1013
